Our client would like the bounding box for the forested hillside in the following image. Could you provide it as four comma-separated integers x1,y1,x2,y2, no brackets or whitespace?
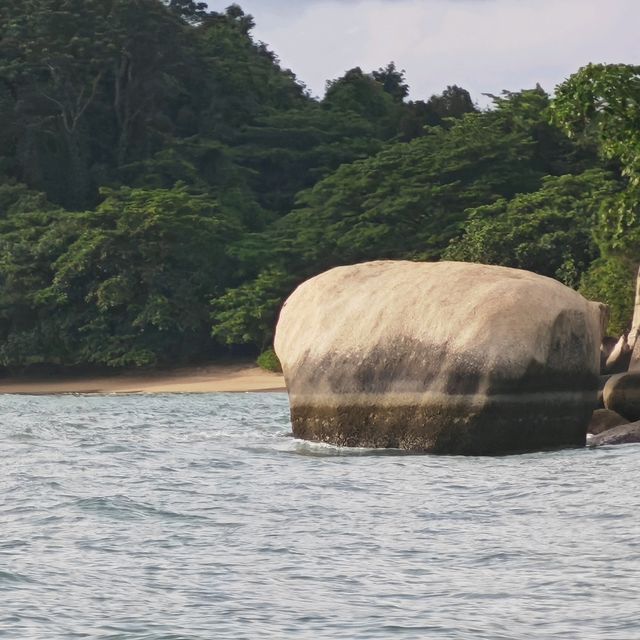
0,0,638,370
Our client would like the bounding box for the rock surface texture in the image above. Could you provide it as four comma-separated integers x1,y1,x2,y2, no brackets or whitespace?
603,334,632,374
274,261,604,455
587,409,629,435
603,372,640,421
589,421,640,446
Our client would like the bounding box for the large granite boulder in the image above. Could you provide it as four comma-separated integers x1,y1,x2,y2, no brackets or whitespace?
274,261,604,455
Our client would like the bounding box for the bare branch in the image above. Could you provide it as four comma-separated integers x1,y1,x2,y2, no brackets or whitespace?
72,70,104,130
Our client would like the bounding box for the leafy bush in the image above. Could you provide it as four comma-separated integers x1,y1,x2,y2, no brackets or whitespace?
256,348,282,373
444,170,618,287
579,256,637,336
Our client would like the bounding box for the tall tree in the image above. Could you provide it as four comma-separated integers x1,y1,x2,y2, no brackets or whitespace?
399,86,477,140
196,5,305,138
372,62,410,102
165,0,210,23
427,85,476,120
0,0,116,207
551,63,640,252
0,185,242,367
108,0,192,168
551,64,640,330
323,67,401,137
0,0,197,208
444,170,618,287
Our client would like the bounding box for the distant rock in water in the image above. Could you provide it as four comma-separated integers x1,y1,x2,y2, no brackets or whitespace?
274,261,604,455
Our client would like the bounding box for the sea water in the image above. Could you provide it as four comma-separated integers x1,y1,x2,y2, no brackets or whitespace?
1,393,639,639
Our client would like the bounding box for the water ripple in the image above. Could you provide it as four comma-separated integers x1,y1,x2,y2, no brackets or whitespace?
1,393,639,639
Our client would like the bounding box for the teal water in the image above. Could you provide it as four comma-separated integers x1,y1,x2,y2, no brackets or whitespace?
1,393,639,639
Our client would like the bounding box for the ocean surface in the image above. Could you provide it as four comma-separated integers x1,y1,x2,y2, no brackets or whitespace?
1,392,639,640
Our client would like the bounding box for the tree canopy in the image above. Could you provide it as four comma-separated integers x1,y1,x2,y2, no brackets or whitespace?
0,3,635,370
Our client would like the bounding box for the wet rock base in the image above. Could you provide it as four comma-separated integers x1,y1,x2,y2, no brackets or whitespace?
290,395,593,455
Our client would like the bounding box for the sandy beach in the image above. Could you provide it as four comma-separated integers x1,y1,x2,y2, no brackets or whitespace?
0,363,286,395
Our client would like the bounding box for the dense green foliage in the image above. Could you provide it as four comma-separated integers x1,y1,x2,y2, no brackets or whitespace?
0,2,637,370
444,170,619,288
256,348,282,373
550,64,640,331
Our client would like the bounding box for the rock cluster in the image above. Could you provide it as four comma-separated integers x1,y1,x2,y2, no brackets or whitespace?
275,261,604,455
589,267,640,447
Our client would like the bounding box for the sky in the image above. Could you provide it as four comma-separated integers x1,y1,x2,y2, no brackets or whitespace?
206,0,639,106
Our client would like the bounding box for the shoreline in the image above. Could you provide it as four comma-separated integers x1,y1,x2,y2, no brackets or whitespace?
0,363,286,395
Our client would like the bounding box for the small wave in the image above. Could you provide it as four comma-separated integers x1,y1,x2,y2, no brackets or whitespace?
286,440,419,457
2,392,640,639
73,496,211,523
0,570,35,584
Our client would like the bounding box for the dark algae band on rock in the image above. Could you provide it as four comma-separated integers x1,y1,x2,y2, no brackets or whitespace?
290,395,594,455
275,260,604,455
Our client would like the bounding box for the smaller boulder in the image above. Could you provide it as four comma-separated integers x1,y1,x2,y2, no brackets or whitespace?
587,409,629,435
596,375,613,408
589,422,640,446
603,372,640,421
629,329,640,371
600,336,618,373
604,334,632,374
